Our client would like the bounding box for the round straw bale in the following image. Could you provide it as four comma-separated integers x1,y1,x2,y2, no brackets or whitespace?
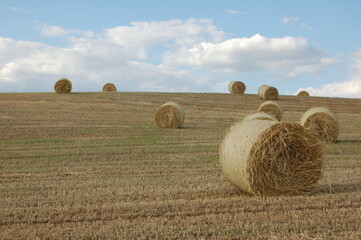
155,102,185,128
297,91,310,96
300,107,339,143
228,81,246,94
243,112,278,122
103,83,117,92
258,85,278,100
220,120,323,196
258,100,282,121
54,78,72,93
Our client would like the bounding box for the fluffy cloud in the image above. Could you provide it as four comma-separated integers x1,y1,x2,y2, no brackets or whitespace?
0,18,342,94
39,24,94,38
162,34,337,77
299,50,361,98
0,19,225,92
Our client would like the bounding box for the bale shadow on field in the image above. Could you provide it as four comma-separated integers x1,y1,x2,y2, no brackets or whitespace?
314,182,361,195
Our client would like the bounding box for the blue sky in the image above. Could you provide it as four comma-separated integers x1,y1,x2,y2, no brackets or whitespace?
1,0,361,97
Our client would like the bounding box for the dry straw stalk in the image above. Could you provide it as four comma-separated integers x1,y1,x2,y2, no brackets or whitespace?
243,112,278,122
220,119,323,196
258,85,278,100
228,81,246,94
54,78,72,93
300,107,339,143
103,83,117,92
155,102,185,129
258,100,282,121
297,91,310,96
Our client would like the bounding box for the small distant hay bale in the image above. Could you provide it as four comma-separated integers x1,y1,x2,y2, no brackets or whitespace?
243,112,278,122
103,83,117,92
300,107,339,143
220,119,323,196
258,85,278,100
228,81,246,94
54,78,72,93
155,102,185,129
298,91,310,97
258,100,282,121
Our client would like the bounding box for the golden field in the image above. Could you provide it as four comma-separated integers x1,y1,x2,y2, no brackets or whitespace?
0,92,360,239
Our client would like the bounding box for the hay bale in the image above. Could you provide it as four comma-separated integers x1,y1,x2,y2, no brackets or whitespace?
54,78,72,93
243,112,278,122
228,81,246,94
155,102,185,128
220,119,323,196
297,91,310,97
300,107,339,143
103,83,117,92
258,100,282,121
258,85,278,100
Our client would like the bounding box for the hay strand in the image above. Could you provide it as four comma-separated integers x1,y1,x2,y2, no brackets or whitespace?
54,78,72,93
155,102,185,128
228,81,246,94
243,112,278,122
297,91,310,97
300,107,339,143
258,85,278,100
103,83,117,92
258,100,282,121
220,120,323,196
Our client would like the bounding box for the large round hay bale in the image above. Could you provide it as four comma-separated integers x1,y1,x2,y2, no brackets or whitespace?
297,91,310,96
258,100,282,121
243,112,278,122
228,81,246,94
103,83,117,92
258,85,278,100
155,102,185,128
300,107,339,143
54,78,72,93
220,119,323,196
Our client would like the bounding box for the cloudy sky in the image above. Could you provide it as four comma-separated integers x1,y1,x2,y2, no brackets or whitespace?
0,0,360,98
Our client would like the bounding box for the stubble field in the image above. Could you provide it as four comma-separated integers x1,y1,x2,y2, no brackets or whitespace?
0,92,360,239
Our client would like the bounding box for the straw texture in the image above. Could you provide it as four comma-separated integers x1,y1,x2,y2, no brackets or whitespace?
297,91,310,96
220,120,323,196
54,78,72,93
243,112,278,122
300,107,339,143
258,101,282,121
228,81,246,94
154,102,185,128
103,83,117,92
258,85,278,100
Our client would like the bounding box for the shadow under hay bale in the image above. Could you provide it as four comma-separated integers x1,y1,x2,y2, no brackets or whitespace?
54,78,72,93
258,85,278,100
220,119,323,196
103,83,117,92
258,100,282,121
228,81,246,94
300,107,339,143
154,102,185,129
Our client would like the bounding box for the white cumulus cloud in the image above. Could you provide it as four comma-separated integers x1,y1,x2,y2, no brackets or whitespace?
299,50,361,98
39,24,94,38
162,34,337,77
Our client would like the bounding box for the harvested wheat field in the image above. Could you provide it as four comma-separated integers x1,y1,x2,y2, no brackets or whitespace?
0,92,360,239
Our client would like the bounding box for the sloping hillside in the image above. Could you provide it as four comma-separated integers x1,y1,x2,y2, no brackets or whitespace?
1,92,360,239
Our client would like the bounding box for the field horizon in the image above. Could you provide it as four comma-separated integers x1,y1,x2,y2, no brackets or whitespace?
1,91,360,239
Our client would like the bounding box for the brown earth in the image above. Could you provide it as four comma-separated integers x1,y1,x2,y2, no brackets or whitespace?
0,92,360,239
